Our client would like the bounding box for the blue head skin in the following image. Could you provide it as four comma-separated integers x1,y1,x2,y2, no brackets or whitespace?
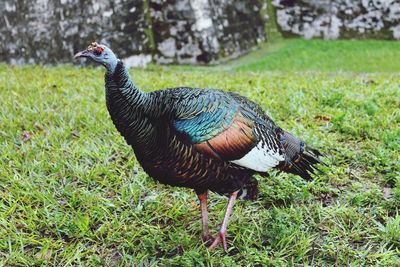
74,42,118,73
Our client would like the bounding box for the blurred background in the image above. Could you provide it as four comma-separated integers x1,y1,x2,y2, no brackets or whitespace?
1,0,399,67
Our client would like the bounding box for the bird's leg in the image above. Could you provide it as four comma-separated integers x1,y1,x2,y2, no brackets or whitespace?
208,190,239,251
197,191,212,242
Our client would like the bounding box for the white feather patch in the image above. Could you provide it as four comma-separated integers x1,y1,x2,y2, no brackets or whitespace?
231,142,284,172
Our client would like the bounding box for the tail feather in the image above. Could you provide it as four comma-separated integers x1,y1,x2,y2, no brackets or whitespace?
278,131,325,180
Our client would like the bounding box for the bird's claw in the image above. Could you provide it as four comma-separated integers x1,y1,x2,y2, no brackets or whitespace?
207,232,228,251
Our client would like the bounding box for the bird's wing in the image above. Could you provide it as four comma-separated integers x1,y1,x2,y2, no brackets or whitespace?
171,89,285,172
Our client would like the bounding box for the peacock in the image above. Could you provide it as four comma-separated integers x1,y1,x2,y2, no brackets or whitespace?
74,42,324,250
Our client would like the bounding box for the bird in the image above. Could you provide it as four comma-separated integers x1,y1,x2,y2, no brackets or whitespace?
74,42,324,250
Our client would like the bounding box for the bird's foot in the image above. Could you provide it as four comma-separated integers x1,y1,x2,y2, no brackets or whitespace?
208,232,228,251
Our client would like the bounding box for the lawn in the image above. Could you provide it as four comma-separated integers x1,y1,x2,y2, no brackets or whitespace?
228,39,400,73
1,39,399,266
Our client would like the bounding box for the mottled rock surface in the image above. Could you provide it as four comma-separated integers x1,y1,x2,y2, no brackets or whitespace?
151,0,266,64
0,0,265,65
0,0,149,65
273,0,400,40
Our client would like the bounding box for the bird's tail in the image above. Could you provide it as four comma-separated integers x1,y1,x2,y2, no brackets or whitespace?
278,131,325,180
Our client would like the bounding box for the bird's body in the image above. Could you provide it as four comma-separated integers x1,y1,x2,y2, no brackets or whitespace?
105,61,321,200
75,43,324,250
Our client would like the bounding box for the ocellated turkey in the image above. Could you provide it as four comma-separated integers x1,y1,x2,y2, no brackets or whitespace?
74,43,324,250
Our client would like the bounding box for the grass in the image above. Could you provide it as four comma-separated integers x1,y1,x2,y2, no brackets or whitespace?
228,39,400,73
1,39,400,265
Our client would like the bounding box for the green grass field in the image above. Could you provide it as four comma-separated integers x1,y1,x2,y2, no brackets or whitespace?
228,39,400,73
1,39,399,266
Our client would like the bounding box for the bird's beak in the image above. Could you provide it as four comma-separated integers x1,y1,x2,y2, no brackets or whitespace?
74,50,90,59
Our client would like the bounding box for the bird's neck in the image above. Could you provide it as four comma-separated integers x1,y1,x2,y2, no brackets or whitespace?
105,60,150,110
104,61,155,147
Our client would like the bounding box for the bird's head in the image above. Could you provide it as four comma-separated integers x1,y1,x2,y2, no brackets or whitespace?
74,42,118,73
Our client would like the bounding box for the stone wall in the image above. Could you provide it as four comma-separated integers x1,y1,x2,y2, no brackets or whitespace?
272,0,400,40
151,0,265,64
0,0,149,65
0,0,266,66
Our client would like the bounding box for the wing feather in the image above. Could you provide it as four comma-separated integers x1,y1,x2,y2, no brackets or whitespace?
170,88,286,172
